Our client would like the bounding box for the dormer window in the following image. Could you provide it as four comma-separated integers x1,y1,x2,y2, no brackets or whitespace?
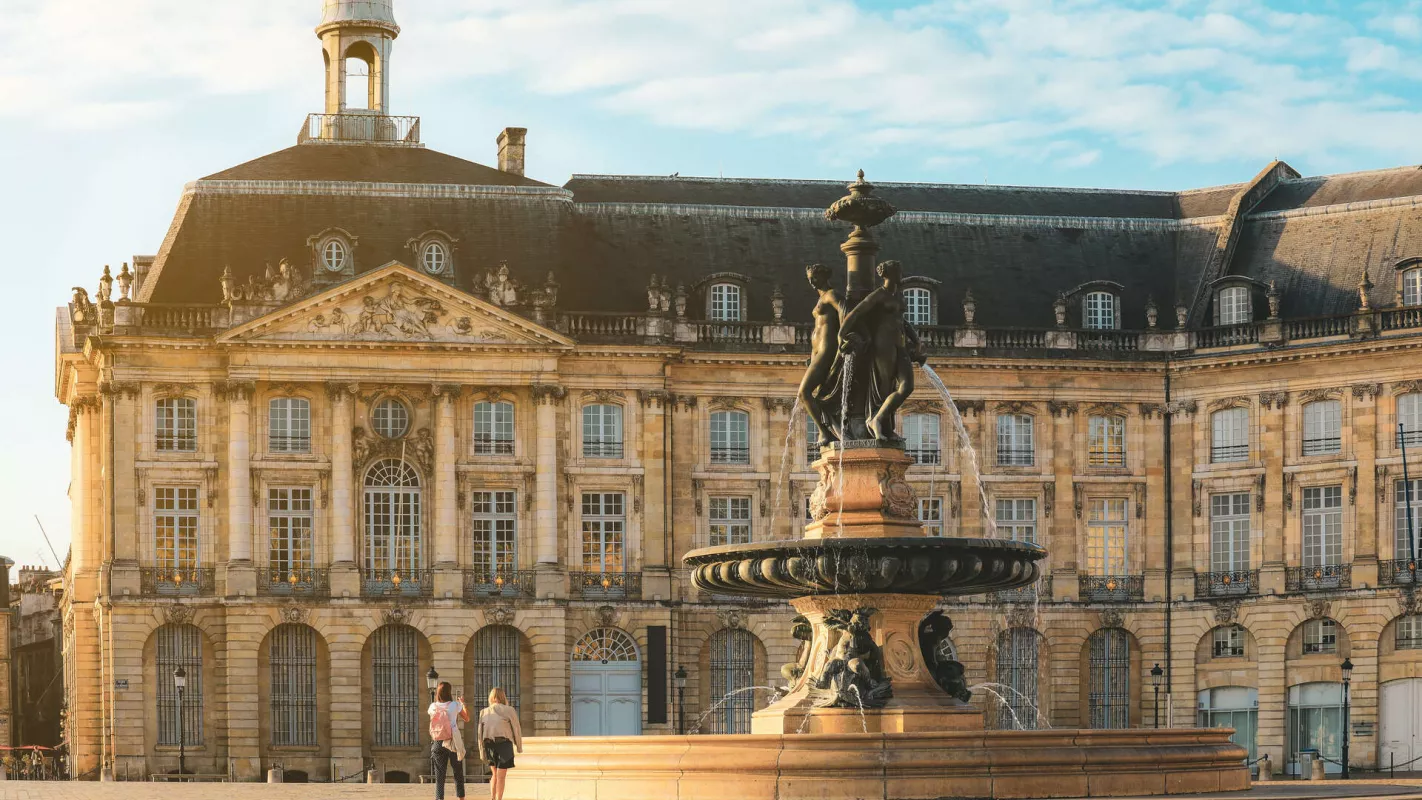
421,241,448,275
322,239,349,273
904,287,933,326
1405,267,1422,307
1083,291,1119,330
1215,286,1252,325
709,283,743,322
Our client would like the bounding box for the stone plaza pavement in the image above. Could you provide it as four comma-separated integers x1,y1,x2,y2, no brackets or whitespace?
5,780,1422,800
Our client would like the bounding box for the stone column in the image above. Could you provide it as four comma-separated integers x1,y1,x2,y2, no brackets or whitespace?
433,385,461,598
327,383,359,597
1049,402,1078,600
533,384,566,599
640,390,672,601
1352,384,1381,586
1259,393,1288,594
224,381,257,596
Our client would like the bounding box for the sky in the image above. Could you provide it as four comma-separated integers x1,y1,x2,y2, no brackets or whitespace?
3,0,1422,567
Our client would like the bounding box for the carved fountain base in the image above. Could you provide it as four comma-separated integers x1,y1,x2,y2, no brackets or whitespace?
805,445,924,539
752,593,981,734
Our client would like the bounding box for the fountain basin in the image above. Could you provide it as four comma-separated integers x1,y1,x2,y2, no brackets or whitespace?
504,729,1250,800
685,537,1047,599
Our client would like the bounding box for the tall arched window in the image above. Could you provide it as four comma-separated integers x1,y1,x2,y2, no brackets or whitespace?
371,625,419,747
710,410,750,464
1302,400,1341,456
1087,628,1130,729
269,397,311,453
707,629,756,734
1405,267,1422,307
709,284,743,322
1083,291,1119,330
363,460,422,588
155,397,197,452
1211,407,1249,463
344,44,374,111
582,404,623,458
156,624,203,746
995,628,1039,730
903,287,933,326
471,626,522,713
474,400,515,455
270,624,318,746
1215,286,1252,325
1087,415,1126,467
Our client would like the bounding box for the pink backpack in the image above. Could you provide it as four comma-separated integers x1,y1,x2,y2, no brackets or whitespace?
429,703,452,740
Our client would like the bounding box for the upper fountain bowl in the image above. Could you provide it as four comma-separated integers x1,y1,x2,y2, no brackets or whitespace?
685,537,1046,600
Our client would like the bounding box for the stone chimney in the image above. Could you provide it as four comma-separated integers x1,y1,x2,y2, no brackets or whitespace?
497,127,527,176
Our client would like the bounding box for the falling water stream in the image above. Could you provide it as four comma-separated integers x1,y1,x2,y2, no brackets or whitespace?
770,399,803,536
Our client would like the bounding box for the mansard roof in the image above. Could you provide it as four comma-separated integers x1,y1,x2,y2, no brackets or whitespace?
202,144,551,187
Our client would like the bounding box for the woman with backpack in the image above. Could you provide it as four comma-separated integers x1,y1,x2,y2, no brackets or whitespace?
427,681,469,800
477,687,523,800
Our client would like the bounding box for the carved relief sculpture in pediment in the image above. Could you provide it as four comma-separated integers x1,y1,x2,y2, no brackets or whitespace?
302,281,515,343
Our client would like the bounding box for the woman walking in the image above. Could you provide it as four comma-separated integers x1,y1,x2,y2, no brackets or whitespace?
428,681,469,800
478,687,523,800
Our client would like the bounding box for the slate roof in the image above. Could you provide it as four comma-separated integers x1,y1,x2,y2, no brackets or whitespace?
203,144,550,187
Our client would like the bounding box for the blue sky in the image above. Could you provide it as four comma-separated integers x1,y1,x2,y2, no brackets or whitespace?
3,0,1422,566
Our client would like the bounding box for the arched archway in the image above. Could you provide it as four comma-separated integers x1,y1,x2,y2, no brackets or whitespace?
994,627,1045,730
702,628,761,734
143,623,220,773
1081,627,1139,729
258,623,330,778
343,41,377,110
570,628,641,736
466,625,535,729
361,622,432,769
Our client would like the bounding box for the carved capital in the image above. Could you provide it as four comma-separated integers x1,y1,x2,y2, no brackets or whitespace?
1258,391,1289,410
676,394,700,411
1138,403,1165,419
761,396,795,414
1351,383,1381,400
1047,400,1078,418
431,384,464,400
953,399,984,417
325,382,358,401
215,380,256,402
638,389,673,409
1166,399,1197,416
532,384,566,405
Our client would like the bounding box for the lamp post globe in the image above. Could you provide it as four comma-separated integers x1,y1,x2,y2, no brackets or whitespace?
427,666,440,702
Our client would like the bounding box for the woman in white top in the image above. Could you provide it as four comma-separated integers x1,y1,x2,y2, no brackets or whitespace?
427,681,469,800
477,687,523,800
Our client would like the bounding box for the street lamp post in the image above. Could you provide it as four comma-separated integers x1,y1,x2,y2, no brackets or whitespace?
673,666,688,735
1341,657,1354,780
1150,663,1164,729
426,666,440,703
172,665,187,777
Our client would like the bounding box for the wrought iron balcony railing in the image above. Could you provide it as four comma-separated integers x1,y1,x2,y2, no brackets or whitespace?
360,569,434,598
140,567,216,597
267,435,311,454
1211,444,1249,463
1079,574,1145,603
1302,437,1341,457
1285,564,1351,592
710,446,750,465
473,436,515,456
583,440,624,459
569,570,642,600
259,567,329,596
1380,558,1419,586
1195,570,1258,598
298,113,421,146
463,569,536,599
996,447,1035,467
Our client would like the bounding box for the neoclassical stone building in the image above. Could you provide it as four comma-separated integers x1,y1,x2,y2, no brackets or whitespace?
53,0,1422,783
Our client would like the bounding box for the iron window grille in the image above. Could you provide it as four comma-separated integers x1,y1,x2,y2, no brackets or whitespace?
1087,415,1126,467
371,625,420,747
1285,564,1351,592
471,626,522,714
709,496,752,546
569,570,641,600
996,414,1034,466
269,624,318,747
155,397,197,452
156,624,203,746
1211,408,1249,463
1381,558,1419,586
1078,574,1144,603
1088,628,1131,729
474,401,515,455
1302,400,1341,456
464,569,535,599
140,567,216,597
1196,570,1258,598
707,629,757,734
1301,619,1337,655
918,497,944,537
995,628,1040,730
903,413,941,465
268,397,311,453
710,410,751,464
582,404,624,458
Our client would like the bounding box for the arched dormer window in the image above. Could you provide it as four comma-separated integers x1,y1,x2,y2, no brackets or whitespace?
308,228,357,278
901,276,940,327
408,231,457,278
1398,260,1422,307
1083,291,1119,330
1207,276,1269,326
709,284,743,322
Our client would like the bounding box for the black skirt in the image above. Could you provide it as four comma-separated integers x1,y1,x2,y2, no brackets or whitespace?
485,737,516,769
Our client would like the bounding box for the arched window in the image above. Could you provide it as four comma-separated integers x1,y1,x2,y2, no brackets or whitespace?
1302,400,1341,456
1087,415,1126,467
372,398,410,439
321,238,349,273
709,283,743,322
995,628,1039,729
421,241,448,275
1083,291,1119,330
903,287,933,326
1087,628,1130,729
707,629,756,734
1302,618,1338,654
471,626,521,713
1405,267,1422,307
1399,393,1422,447
363,460,422,589
1212,624,1247,658
269,624,318,746
474,400,515,455
1211,407,1249,463
1397,615,1422,650
155,397,197,452
710,410,750,464
996,413,1034,466
572,627,639,664
344,44,373,111
903,413,941,465
269,397,311,453
582,404,623,458
1215,286,1252,326
156,624,203,746
371,625,419,747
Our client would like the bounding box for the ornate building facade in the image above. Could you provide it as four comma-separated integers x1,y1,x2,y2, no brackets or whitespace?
52,0,1422,783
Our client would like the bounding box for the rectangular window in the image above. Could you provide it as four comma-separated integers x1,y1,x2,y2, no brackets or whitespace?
1084,292,1118,330
710,284,742,322
1396,479,1422,563
472,490,517,577
268,397,311,453
710,410,750,464
1088,415,1126,467
1085,498,1128,575
1302,619,1337,655
474,401,515,455
581,492,625,573
804,495,814,523
1405,269,1422,307
154,486,200,570
1215,286,1252,326
1398,615,1422,650
904,287,932,326
805,414,821,465
1209,493,1251,573
1302,400,1341,456
1213,626,1246,658
996,414,1034,466
155,397,197,452
918,497,944,537
1302,486,1343,567
582,404,623,458
1211,408,1249,463
1400,394,1422,448
994,498,1037,544
267,487,313,582
904,414,941,465
709,496,752,546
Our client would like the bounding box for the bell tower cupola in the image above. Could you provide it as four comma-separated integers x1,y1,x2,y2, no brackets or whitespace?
317,1,400,116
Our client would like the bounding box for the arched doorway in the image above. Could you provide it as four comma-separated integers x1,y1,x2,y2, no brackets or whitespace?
570,628,641,736
706,629,756,734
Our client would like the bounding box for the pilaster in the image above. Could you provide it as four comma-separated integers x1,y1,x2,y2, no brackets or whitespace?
533,384,566,599
1259,392,1288,594
1050,402,1078,599
433,385,462,597
640,389,673,601
1141,403,1167,600
1353,383,1381,585
221,381,257,596
327,383,358,597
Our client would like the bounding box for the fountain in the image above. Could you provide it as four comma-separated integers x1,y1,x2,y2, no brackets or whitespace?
505,173,1249,799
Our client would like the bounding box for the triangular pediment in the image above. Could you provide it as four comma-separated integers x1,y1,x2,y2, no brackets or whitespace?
219,262,574,348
